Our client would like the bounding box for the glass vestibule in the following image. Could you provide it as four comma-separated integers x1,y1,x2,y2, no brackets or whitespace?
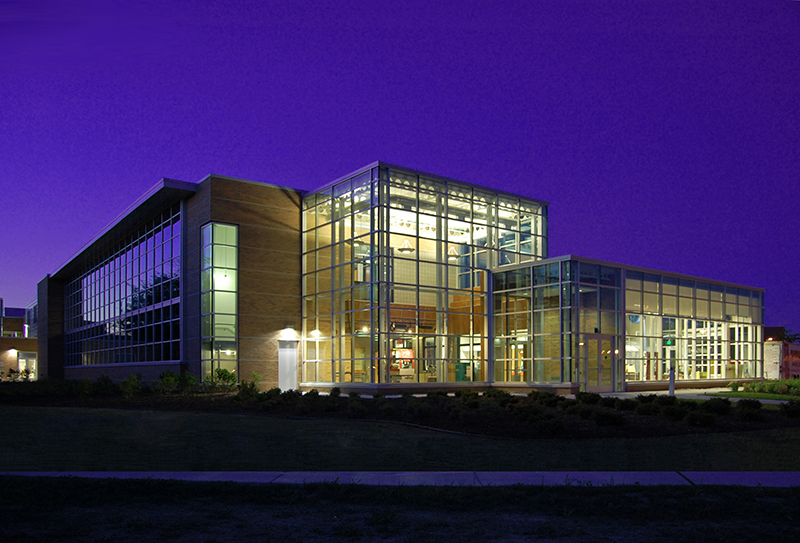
301,166,548,385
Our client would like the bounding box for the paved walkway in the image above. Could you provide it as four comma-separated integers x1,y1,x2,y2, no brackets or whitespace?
3,471,799,487
593,387,789,404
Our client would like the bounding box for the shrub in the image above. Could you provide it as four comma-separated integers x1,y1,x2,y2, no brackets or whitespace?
593,409,625,426
614,398,639,411
735,408,765,421
329,387,342,398
528,390,563,408
280,389,302,405
684,411,715,427
378,402,397,418
598,397,618,409
457,390,481,409
728,382,740,392
304,389,320,399
634,403,660,416
347,399,369,417
484,388,514,406
177,372,198,394
77,379,95,397
575,391,601,405
780,400,800,418
701,397,732,415
348,391,360,399
660,405,689,421
95,374,119,397
120,374,142,399
236,378,261,402
565,403,594,419
737,398,762,411
636,394,658,404
653,395,677,407
511,402,547,422
152,370,179,396
213,368,237,389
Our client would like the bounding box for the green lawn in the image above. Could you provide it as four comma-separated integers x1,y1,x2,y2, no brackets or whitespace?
3,405,799,471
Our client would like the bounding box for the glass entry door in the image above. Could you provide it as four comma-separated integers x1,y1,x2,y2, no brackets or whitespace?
579,334,615,392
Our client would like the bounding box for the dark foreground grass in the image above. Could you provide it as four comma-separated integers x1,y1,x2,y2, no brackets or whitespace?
2,475,799,542
3,406,800,471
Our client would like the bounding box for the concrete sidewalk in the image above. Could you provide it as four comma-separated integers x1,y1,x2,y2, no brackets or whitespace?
593,387,790,404
3,471,800,487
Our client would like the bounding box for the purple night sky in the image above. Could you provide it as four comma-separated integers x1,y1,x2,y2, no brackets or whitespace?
1,0,798,332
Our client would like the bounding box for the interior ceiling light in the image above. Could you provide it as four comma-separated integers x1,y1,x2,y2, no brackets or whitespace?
447,246,459,260
397,239,415,254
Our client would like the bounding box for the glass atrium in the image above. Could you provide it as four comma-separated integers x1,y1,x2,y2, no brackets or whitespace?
493,256,764,391
302,164,548,385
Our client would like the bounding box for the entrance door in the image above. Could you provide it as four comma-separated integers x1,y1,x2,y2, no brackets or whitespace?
579,334,615,392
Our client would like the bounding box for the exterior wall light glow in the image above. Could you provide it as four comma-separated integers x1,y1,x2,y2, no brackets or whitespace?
309,329,321,338
280,326,299,340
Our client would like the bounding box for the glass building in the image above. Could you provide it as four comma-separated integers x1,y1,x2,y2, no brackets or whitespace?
36,163,764,392
301,164,548,385
493,256,764,392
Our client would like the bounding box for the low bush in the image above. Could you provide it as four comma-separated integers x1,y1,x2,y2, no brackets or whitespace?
684,411,715,427
120,374,143,399
329,387,342,398
575,391,601,405
152,371,179,396
483,388,514,406
347,399,369,417
592,409,625,426
735,408,765,422
564,403,594,419
634,403,660,416
456,390,481,409
701,397,732,415
614,398,639,411
653,395,677,407
737,398,762,411
528,390,563,408
728,382,740,392
598,397,618,409
636,394,658,404
660,405,689,422
177,372,198,394
94,375,119,397
780,400,800,418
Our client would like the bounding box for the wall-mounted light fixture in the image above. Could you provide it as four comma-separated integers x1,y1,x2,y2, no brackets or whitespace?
280,326,299,340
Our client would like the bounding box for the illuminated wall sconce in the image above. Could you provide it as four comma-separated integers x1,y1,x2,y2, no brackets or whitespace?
397,239,415,254
280,325,299,340
309,329,321,338
447,246,459,261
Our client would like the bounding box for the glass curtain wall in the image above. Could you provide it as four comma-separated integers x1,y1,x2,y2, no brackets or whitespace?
493,260,623,387
624,271,763,381
64,204,181,366
302,166,548,384
200,223,238,381
494,258,764,387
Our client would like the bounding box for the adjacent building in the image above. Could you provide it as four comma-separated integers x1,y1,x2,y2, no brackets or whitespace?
764,327,800,380
1,298,38,380
37,162,764,392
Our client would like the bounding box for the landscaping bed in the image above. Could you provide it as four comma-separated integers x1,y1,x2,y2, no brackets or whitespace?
3,376,800,440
